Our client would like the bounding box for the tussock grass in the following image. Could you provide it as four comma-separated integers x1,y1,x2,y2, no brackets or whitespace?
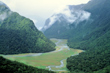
5,39,83,72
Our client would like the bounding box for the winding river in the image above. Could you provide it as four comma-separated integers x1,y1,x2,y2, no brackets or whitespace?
46,39,80,71
47,59,66,71
3,39,82,71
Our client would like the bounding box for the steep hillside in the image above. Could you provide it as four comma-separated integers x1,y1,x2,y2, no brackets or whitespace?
42,5,91,38
0,1,55,54
66,0,110,72
0,1,11,24
0,56,54,73
68,0,110,49
42,0,110,72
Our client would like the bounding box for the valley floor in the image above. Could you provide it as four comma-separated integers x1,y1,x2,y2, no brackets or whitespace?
3,38,83,72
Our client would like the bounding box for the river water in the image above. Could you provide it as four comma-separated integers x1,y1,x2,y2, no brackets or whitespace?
3,39,82,71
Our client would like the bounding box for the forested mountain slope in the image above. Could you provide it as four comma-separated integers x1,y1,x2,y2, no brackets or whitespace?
0,1,55,54
0,56,54,73
66,0,110,72
42,4,91,38
42,0,110,72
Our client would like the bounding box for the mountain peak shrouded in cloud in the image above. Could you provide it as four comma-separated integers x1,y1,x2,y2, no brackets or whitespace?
0,1,56,54
0,1,12,22
0,0,90,29
0,1,10,10
0,1,6,5
42,5,91,31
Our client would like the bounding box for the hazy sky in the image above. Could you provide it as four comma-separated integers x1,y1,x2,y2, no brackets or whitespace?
0,0,90,29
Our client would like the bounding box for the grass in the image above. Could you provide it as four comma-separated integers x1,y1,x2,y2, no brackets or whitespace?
50,38,59,43
51,59,68,71
4,38,83,72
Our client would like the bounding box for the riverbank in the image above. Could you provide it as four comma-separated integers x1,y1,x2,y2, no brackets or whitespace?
3,38,83,72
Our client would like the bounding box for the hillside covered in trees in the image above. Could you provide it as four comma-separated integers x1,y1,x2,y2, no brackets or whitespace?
42,0,110,73
0,56,54,73
0,1,55,54
66,0,110,72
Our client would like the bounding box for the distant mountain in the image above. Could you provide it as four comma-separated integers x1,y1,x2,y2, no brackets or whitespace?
42,0,110,72
0,1,11,24
0,1,55,55
42,5,91,38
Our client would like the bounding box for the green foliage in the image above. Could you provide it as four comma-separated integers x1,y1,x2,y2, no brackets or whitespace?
93,66,110,73
43,0,110,73
0,9,55,54
44,21,71,39
0,4,10,13
0,56,54,73
66,0,110,73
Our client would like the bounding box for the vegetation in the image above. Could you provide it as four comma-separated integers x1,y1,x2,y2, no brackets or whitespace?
0,5,55,54
0,28,55,54
0,56,54,73
43,0,110,73
4,39,82,72
66,0,110,73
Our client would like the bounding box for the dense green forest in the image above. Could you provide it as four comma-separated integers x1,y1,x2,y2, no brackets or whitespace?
43,0,110,73
0,28,55,54
0,3,55,54
66,0,110,73
0,56,54,73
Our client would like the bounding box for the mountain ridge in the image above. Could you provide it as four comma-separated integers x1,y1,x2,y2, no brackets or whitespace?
42,5,91,38
42,0,110,72
0,1,55,55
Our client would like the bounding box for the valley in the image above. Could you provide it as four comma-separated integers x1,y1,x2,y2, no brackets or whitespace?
1,0,110,73
3,38,83,72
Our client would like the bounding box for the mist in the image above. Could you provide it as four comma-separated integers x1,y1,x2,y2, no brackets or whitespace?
0,0,90,29
42,5,91,31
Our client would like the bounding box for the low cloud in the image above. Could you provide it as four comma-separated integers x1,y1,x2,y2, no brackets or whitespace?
0,0,90,28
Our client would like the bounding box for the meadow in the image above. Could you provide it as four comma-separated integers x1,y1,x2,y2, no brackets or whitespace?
4,38,83,72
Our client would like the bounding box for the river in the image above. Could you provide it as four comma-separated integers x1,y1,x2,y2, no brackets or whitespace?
3,39,82,71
